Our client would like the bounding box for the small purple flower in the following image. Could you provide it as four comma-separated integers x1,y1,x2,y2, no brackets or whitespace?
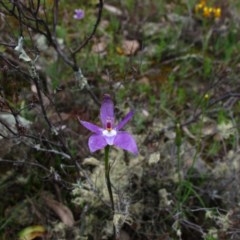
79,95,138,155
73,9,85,20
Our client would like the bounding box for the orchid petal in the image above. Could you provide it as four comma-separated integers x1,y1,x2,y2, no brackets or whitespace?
80,120,102,134
113,131,138,155
100,95,115,128
88,134,107,152
116,111,134,130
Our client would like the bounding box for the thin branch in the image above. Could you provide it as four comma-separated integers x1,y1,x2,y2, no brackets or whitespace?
144,92,240,144
33,144,71,159
72,0,104,56
52,0,59,38
30,61,53,130
0,158,50,173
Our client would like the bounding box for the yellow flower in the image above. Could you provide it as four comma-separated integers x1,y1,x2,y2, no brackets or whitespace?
200,0,206,4
195,3,204,13
204,93,210,100
203,7,211,17
213,8,221,19
208,7,213,13
116,46,124,55
195,0,221,20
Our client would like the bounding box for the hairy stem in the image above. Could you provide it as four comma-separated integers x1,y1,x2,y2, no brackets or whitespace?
104,145,116,238
104,145,114,212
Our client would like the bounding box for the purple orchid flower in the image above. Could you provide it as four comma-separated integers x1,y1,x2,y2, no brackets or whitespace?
73,9,85,20
79,95,138,155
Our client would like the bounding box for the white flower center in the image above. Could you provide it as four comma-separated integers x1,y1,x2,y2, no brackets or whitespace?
102,129,117,145
103,129,117,137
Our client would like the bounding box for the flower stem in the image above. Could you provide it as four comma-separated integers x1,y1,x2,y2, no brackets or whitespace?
104,145,115,212
104,145,116,238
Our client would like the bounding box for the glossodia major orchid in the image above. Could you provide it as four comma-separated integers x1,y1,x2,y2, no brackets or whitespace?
79,95,138,155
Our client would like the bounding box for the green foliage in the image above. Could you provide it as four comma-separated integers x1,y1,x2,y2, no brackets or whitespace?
176,87,187,105
204,235,218,240
46,62,62,89
217,109,229,124
56,25,67,39
203,57,213,77
208,141,221,156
